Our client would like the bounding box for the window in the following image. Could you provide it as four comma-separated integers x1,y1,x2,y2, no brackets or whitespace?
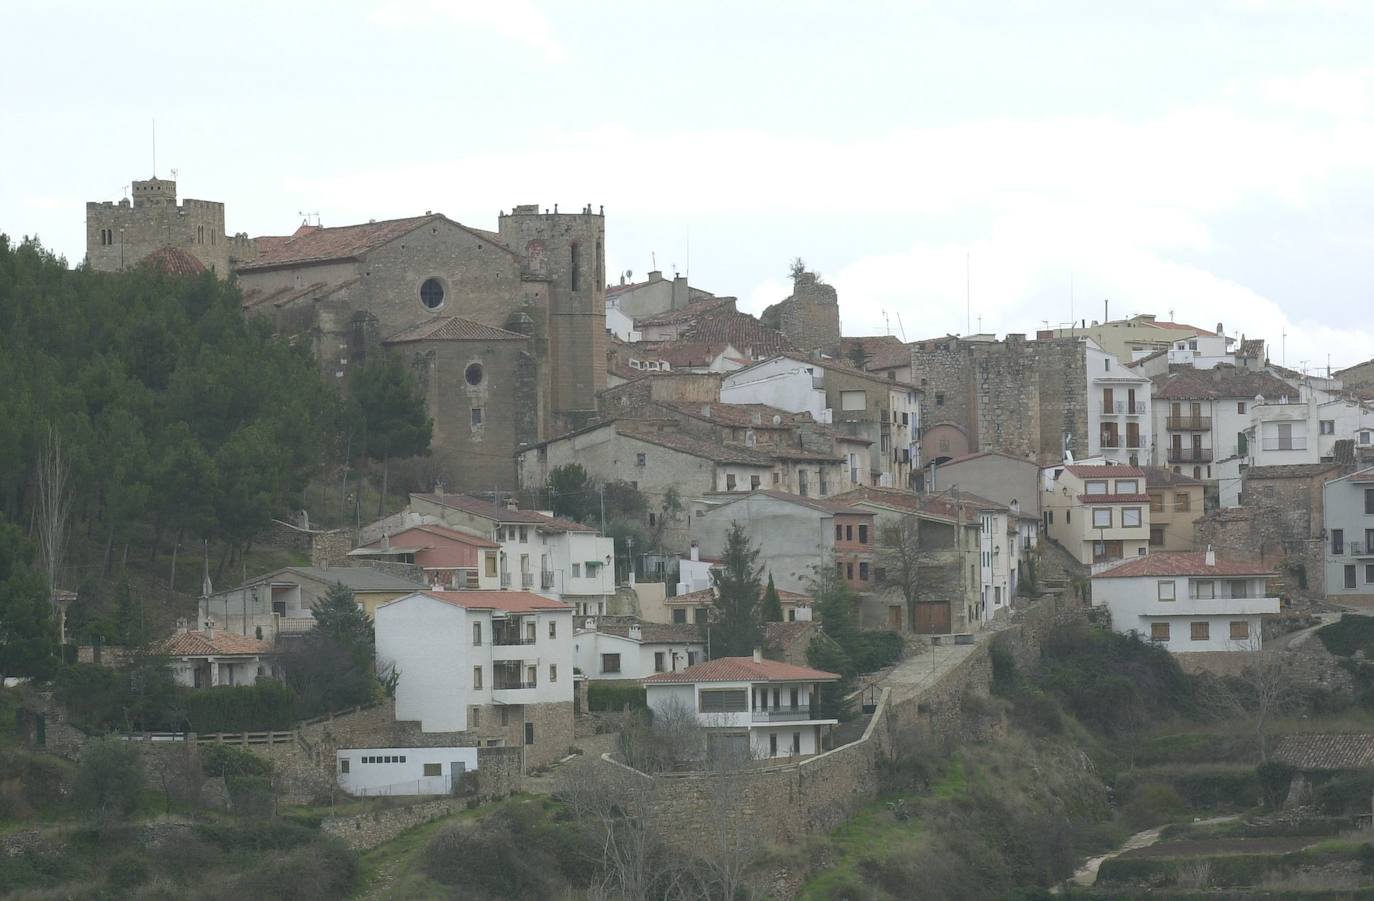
694,608,706,625
520,526,528,542
1122,508,1142,528
472,623,482,646
470,706,481,727
769,733,778,756
473,666,483,689
340,758,350,773
1237,401,1246,414
499,707,509,726
1150,526,1165,546
423,763,442,777
654,652,666,672
835,524,843,541
549,664,557,682
840,390,866,411
1150,622,1170,641
601,653,621,674
1366,564,1374,584
1116,479,1139,495
1157,581,1176,601
1230,621,1250,640
464,362,484,386
726,474,737,491
1346,565,1358,589
846,562,854,580
859,562,870,581
526,665,537,686
935,392,945,406
1332,529,1345,555
1085,480,1108,495
570,244,581,292
672,608,687,624
858,524,869,544
525,722,535,745
572,563,581,577
1366,488,1374,514
1194,580,1215,599
636,452,646,466
485,553,497,577
420,277,445,310
845,524,853,541
471,407,483,426
1361,431,1372,446
1175,492,1191,512
699,689,748,713
772,472,780,485
750,475,761,490
549,621,556,639
1320,420,1336,435
1092,508,1112,528
1149,493,1164,513
1191,622,1210,641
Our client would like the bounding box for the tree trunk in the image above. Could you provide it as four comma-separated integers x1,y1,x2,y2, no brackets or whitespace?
149,512,164,563
170,537,180,593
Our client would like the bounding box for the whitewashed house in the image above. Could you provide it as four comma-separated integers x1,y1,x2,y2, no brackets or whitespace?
152,625,277,688
1322,466,1374,603
573,621,705,681
335,746,479,797
642,653,839,760
1091,549,1279,653
374,590,575,768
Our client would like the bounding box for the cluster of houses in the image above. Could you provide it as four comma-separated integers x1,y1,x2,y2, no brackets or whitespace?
145,298,1374,799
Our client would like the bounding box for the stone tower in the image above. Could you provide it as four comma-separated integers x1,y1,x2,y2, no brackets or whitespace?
497,204,607,430
85,176,254,277
761,268,841,354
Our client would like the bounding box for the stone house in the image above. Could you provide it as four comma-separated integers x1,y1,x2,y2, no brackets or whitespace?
374,590,575,769
1091,550,1279,653
1145,468,1204,551
1042,464,1151,567
692,491,876,596
606,269,712,320
1323,466,1374,603
199,565,426,639
151,626,278,689
642,653,840,760
347,522,502,592
924,450,1042,520
572,621,704,682
1238,462,1342,596
232,204,608,492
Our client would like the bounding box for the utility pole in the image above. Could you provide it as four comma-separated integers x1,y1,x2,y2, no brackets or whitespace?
599,484,606,534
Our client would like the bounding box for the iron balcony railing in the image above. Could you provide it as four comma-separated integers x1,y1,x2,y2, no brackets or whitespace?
500,572,511,587
1167,448,1213,463
1115,401,1148,414
521,572,534,589
1166,416,1212,431
492,681,537,691
541,571,556,589
751,707,820,722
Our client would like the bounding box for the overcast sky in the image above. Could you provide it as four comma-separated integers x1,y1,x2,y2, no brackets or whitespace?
5,0,1374,371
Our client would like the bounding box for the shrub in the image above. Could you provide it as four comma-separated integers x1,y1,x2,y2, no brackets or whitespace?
150,830,223,884
200,742,273,777
194,820,317,853
1313,770,1374,816
107,853,150,891
185,680,297,733
1121,781,1186,827
205,838,358,901
225,775,275,817
422,812,558,897
586,681,645,712
1257,760,1297,809
72,738,145,821
850,630,904,672
1316,614,1374,658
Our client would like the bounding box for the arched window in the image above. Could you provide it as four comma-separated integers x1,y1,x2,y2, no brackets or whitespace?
570,243,581,293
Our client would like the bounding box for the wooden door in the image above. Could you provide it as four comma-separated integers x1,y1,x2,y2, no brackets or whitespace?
887,605,904,631
914,602,952,634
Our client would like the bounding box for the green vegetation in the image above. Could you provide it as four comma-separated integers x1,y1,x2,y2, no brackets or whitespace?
0,517,58,682
1316,614,1374,658
586,681,646,712
711,522,765,658
72,738,147,821
761,573,784,622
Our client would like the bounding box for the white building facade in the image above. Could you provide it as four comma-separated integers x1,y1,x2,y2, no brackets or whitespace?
335,746,479,797
573,621,705,681
1086,340,1153,467
1323,467,1374,603
1091,550,1278,653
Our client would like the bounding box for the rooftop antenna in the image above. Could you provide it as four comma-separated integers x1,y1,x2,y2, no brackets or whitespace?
151,119,156,177
1169,307,1175,322
896,311,907,341
965,251,971,335
883,309,891,336
651,251,657,271
1282,328,1287,365
1069,272,1074,332
170,167,178,182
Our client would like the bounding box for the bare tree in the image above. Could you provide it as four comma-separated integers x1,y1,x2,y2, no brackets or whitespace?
556,761,668,901
879,515,954,632
34,426,73,638
698,740,763,901
1200,640,1299,762
618,695,705,774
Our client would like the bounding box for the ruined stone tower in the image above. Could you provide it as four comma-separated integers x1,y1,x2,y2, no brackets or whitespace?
761,267,841,354
85,176,255,277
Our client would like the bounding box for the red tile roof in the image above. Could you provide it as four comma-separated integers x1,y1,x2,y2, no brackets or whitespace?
634,298,736,327
619,427,776,466
592,622,704,643
1151,366,1298,401
140,245,206,276
665,588,716,605
1274,733,1374,770
153,630,275,657
682,312,799,357
1062,465,1147,478
1145,467,1205,488
1092,552,1276,579
241,216,439,270
386,317,528,344
641,655,838,684
421,590,570,613
736,489,870,514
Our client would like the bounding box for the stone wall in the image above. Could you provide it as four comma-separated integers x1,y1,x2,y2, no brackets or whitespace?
15,690,88,760
310,529,354,567
760,272,841,354
1194,506,1318,598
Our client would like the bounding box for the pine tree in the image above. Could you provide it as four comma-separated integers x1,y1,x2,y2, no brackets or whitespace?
710,523,763,658
312,583,374,665
0,515,59,682
761,574,784,623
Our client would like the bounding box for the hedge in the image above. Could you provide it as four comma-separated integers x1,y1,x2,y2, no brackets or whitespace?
586,682,646,712
200,743,274,778
185,681,297,733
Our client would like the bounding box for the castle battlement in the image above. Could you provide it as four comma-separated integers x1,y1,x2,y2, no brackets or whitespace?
85,176,236,278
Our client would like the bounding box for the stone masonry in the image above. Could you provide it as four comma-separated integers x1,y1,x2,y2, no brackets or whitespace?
86,177,255,276
761,269,841,354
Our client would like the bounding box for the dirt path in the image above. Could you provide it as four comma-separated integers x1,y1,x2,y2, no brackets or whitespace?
1059,815,1239,890
520,732,616,795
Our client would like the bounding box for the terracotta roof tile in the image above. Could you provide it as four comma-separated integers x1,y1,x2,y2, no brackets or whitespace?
411,494,597,531
1063,465,1147,479
386,317,528,343
152,630,275,657
1274,733,1374,770
683,312,798,357
634,298,736,327
1092,552,1276,579
140,245,206,275
240,216,440,270
764,621,818,649
593,622,703,643
1152,366,1298,401
641,655,838,684
620,427,775,466
1145,467,1205,488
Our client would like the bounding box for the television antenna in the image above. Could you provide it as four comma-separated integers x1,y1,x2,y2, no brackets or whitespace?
896,312,907,341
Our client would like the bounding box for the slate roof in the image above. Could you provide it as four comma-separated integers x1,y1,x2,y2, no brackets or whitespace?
1063,465,1147,479
386,317,528,344
1145,467,1205,489
1092,552,1276,579
1273,733,1374,771
641,656,838,684
410,494,598,532
594,622,703,644
1244,463,1343,481
620,428,775,466
419,590,571,613
1151,366,1299,401
140,245,206,275
152,630,275,658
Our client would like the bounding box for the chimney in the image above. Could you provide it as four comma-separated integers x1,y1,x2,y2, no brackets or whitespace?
752,647,763,663
690,542,700,562
1216,322,1224,338
204,619,216,640
629,623,642,641
1205,545,1216,567
176,618,188,635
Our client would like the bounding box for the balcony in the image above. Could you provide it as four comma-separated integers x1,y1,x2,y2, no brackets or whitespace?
521,572,534,589
1261,439,1308,452
492,680,537,691
1350,543,1373,557
1100,437,1121,449
492,621,537,646
1126,436,1145,449
752,706,820,722
541,570,555,589
500,572,511,588
1167,448,1213,464
1166,416,1211,431
1115,400,1147,415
